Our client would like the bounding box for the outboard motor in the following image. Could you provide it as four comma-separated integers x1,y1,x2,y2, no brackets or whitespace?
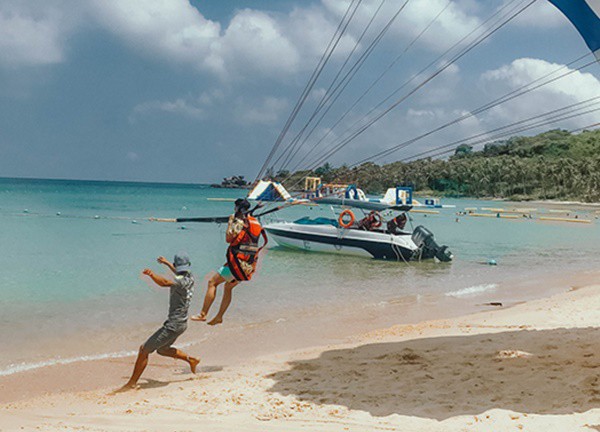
411,226,453,262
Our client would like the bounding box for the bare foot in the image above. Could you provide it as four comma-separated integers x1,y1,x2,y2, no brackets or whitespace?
190,312,207,322
112,383,139,394
188,357,200,374
207,317,223,326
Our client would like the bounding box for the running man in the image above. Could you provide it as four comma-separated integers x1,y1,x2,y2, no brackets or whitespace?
119,254,199,391
191,198,267,326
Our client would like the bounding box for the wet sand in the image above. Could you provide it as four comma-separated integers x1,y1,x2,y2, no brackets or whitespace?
1,283,599,431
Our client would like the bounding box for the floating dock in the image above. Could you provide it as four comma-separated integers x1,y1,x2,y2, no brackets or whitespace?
411,209,440,214
468,213,520,219
538,216,591,224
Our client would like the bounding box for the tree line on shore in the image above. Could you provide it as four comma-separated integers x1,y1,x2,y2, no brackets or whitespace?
274,129,600,202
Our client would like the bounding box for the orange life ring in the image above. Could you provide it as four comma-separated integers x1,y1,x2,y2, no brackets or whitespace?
338,209,355,228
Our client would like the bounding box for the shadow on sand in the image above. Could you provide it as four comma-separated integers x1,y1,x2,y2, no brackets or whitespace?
267,328,600,420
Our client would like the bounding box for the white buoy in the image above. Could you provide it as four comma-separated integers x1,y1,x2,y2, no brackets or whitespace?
56,212,61,216
94,215,100,219
23,209,29,213
132,220,139,224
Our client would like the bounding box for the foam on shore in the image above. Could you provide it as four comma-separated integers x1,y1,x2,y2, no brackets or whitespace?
445,283,497,298
0,342,195,377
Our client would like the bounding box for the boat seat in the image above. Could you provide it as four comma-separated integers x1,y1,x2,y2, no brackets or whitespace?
294,217,339,227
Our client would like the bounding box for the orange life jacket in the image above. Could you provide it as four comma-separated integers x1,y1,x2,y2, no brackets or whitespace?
226,216,268,281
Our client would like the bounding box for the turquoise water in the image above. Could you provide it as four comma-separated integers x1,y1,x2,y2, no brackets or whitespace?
1,178,599,373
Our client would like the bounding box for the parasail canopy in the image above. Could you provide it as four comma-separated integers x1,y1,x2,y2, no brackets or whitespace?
548,0,600,59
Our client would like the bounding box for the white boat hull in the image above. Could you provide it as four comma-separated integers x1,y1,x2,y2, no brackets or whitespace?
264,221,418,261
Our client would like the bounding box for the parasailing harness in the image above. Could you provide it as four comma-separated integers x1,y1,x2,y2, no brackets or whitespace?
226,215,268,282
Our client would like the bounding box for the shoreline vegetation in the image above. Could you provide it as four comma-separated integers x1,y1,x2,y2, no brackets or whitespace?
272,129,600,203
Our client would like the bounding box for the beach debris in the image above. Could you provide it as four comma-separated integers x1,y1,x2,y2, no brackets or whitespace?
495,350,534,359
482,302,503,307
487,259,497,266
179,225,187,230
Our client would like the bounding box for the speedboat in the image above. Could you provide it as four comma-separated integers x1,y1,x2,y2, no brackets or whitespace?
263,197,452,263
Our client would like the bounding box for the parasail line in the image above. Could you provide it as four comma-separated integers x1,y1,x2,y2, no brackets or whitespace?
254,0,362,182
293,0,531,174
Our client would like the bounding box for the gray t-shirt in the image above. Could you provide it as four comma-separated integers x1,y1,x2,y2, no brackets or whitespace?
165,272,195,331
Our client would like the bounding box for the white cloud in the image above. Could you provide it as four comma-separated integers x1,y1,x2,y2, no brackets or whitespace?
479,58,600,129
0,1,81,67
286,4,356,60
505,0,566,29
0,0,484,83
322,0,482,53
89,0,220,71
131,89,225,121
309,88,328,102
217,9,301,79
397,0,482,51
132,97,204,120
234,96,288,125
87,0,352,81
414,63,462,105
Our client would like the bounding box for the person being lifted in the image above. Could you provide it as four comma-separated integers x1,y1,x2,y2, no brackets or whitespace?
192,198,267,326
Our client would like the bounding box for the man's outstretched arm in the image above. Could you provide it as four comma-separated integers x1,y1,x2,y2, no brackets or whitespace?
142,269,173,287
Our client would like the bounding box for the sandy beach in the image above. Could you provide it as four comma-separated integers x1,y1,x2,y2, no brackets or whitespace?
1,283,598,431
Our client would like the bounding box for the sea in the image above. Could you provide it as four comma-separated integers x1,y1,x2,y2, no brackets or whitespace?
1,177,599,378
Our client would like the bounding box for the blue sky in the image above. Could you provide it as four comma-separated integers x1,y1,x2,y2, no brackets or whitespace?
0,0,599,183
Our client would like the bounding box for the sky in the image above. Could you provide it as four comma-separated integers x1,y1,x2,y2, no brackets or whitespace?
0,0,599,183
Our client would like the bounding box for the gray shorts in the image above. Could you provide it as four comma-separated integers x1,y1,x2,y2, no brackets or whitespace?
142,324,186,353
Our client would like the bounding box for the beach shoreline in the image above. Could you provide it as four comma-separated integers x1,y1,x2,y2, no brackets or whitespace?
1,278,599,431
1,266,597,403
